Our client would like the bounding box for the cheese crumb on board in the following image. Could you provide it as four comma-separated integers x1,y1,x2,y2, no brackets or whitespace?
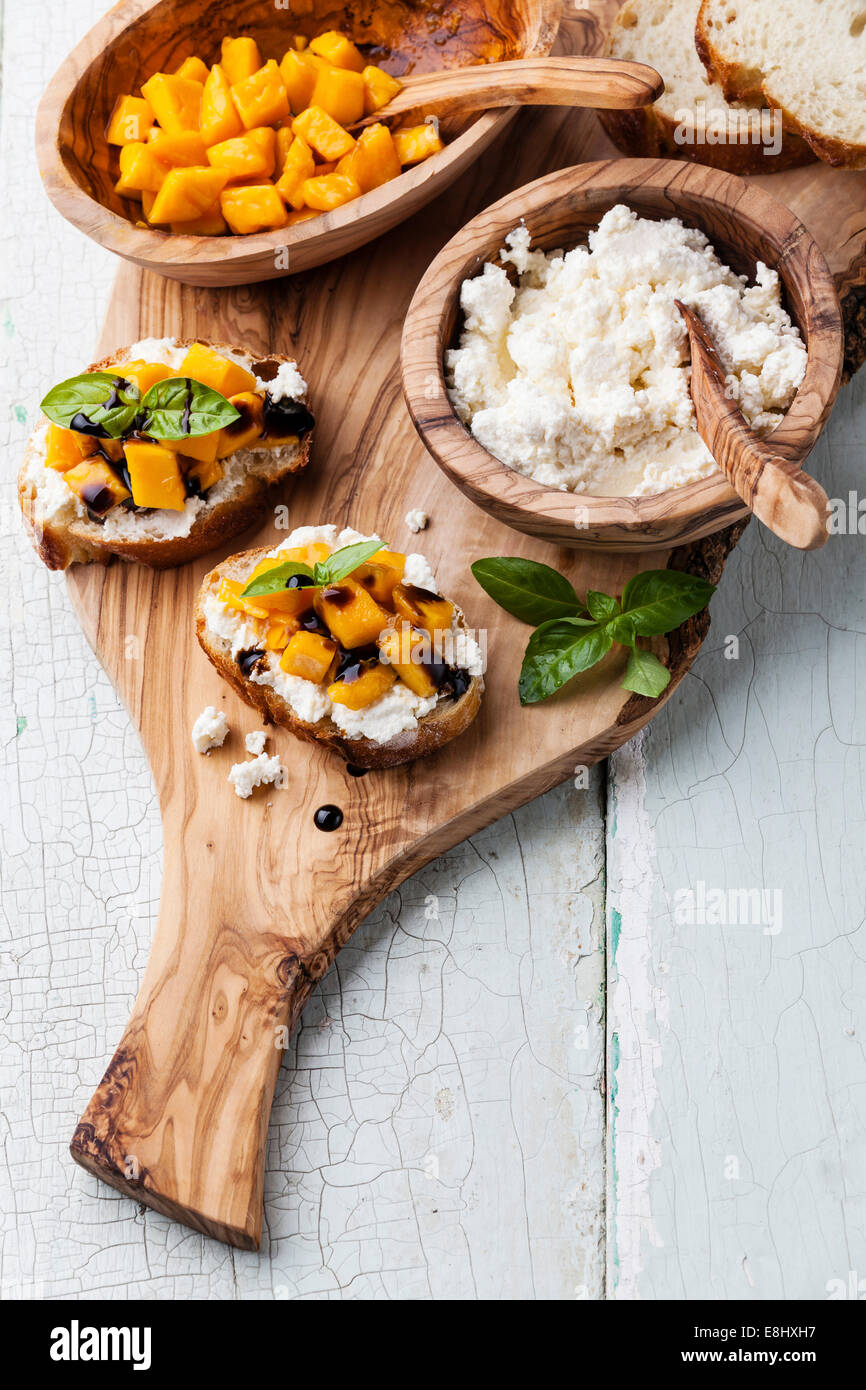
445,207,808,498
191,706,228,754
245,730,267,755
228,752,284,799
404,508,429,533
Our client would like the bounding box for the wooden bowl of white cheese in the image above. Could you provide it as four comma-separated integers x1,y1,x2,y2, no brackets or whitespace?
401,158,843,551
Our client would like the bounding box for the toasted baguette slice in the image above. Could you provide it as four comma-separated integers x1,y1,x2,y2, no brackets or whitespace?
599,0,812,173
696,0,866,168
196,543,484,770
18,339,313,571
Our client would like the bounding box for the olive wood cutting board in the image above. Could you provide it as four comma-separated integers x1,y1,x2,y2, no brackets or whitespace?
67,4,866,1248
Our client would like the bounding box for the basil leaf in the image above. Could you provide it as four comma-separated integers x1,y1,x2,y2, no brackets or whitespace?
586,589,620,623
621,569,716,637
518,619,613,705
242,560,314,597
607,613,639,647
471,557,584,625
41,372,141,439
622,647,671,698
141,377,240,440
313,539,384,586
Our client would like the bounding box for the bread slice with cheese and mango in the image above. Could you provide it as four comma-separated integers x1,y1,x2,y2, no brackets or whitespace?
696,0,866,168
195,525,484,770
599,0,812,173
18,338,314,570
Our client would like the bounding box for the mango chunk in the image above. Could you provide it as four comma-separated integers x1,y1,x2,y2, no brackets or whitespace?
220,183,288,234
338,122,401,192
291,105,355,161
279,49,322,114
175,55,209,85
314,578,391,648
362,65,402,115
148,166,229,223
219,578,270,621
276,126,294,166
392,582,454,634
354,558,403,605
184,456,224,492
123,441,186,510
301,170,359,211
140,73,203,135
281,542,331,567
328,662,396,709
163,428,220,464
311,65,365,125
216,390,264,455
220,36,262,85
147,129,208,166
115,141,168,196
180,343,257,398
200,64,244,146
309,31,365,73
264,618,299,652
378,623,438,696
286,207,321,226
292,35,309,52
393,122,445,164
63,458,131,513
231,60,289,129
106,94,155,146
243,558,319,617
280,630,337,682
274,133,316,208
207,126,276,182
45,425,97,471
122,360,174,393
170,209,228,235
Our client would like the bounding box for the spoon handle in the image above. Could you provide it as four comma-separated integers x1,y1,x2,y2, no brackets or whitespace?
354,56,664,129
677,301,829,552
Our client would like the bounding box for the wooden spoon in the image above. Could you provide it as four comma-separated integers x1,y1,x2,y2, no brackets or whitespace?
353,56,664,129
676,301,830,551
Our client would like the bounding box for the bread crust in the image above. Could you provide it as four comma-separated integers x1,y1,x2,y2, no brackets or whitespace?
195,545,484,770
18,339,313,571
695,0,866,169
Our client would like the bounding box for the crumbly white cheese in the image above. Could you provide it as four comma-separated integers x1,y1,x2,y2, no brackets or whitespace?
24,338,308,537
191,705,228,754
262,360,308,402
245,730,267,755
228,751,284,799
205,524,482,745
445,208,808,498
404,508,429,533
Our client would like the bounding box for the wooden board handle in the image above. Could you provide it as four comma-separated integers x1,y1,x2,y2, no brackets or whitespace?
677,301,830,552
69,856,317,1249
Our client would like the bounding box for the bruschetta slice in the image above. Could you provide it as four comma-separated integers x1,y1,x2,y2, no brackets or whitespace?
195,525,484,769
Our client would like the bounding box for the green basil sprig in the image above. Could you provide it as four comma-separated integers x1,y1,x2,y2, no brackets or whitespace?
471,557,715,705
241,539,384,599
40,372,240,441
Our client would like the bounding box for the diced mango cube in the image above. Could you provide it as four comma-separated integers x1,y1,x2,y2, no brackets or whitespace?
242,558,318,617
301,171,360,211
219,578,270,621
362,65,402,115
216,391,264,455
392,582,454,634
314,578,391,648
220,184,288,234
309,31,365,73
279,49,322,114
63,458,131,512
123,441,186,510
337,122,401,192
280,630,337,682
45,424,97,471
220,36,262,85
141,188,160,221
163,428,220,464
311,65,365,125
264,618,298,652
106,94,155,146
291,105,355,161
393,122,445,164
286,207,321,226
170,209,228,235
292,35,309,52
378,624,437,696
140,73,203,135
200,64,244,146
207,126,276,182
122,360,174,393
147,129,208,166
175,55,209,85
184,456,224,492
328,662,396,709
179,344,257,398
148,166,229,223
276,126,294,166
274,134,316,208
231,60,289,129
115,141,168,196
281,542,331,567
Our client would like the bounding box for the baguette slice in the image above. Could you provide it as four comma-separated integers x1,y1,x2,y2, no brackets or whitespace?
18,339,313,571
196,543,484,770
696,0,866,168
600,0,812,173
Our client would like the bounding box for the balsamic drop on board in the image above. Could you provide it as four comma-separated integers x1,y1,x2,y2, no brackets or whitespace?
314,805,344,832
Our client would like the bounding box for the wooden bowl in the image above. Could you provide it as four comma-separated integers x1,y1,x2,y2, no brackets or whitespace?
401,158,844,551
36,0,563,288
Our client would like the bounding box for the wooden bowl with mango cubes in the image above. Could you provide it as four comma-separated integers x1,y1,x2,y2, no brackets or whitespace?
35,0,566,286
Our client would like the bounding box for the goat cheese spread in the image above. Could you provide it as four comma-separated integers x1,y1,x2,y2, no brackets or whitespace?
445,206,808,498
203,524,484,747
245,730,267,756
191,705,228,754
228,751,284,799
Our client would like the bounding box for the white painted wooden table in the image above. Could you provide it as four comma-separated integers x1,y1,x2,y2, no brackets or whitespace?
1,1,864,1302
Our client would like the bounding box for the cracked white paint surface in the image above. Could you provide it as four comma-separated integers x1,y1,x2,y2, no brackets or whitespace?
0,1,606,1298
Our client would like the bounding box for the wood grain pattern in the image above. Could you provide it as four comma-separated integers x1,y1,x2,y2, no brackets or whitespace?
677,300,832,551
402,158,844,552
35,0,562,287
